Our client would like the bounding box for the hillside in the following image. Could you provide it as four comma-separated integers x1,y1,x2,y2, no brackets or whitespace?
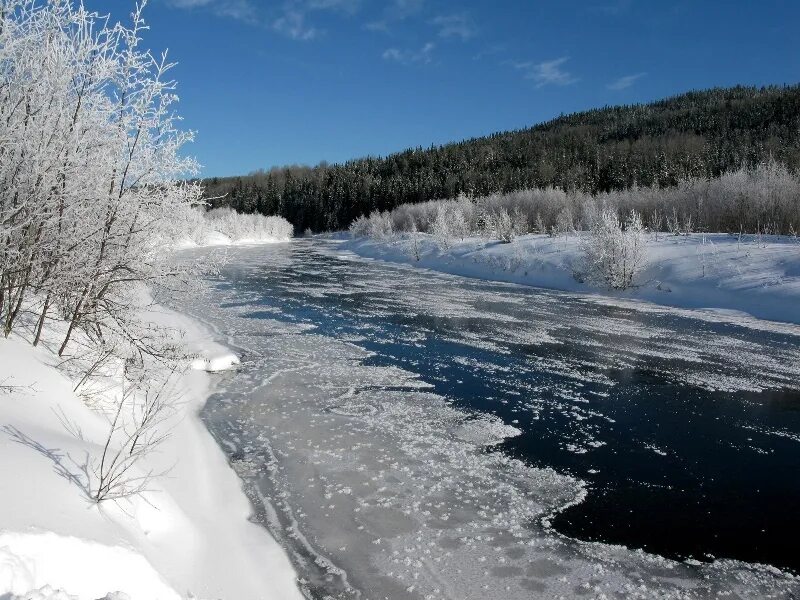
202,85,800,232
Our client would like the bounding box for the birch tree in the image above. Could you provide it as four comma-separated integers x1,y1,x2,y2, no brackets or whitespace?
0,0,203,353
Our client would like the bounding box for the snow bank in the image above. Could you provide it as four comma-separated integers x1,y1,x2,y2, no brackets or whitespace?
342,232,800,325
0,533,179,600
0,310,302,599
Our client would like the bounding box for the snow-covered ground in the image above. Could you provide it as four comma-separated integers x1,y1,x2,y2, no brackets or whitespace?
342,232,800,325
0,305,302,599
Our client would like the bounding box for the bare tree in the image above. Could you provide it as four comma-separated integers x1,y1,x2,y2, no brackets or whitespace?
90,358,181,503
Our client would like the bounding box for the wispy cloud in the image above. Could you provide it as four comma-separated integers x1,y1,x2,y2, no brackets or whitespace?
168,0,361,40
167,0,257,22
430,13,475,41
607,72,646,90
272,8,318,40
514,57,578,88
366,0,425,33
270,0,362,40
365,20,389,32
382,42,435,65
306,0,361,14
473,43,505,61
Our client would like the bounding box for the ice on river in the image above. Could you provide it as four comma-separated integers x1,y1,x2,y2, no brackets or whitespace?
167,241,800,600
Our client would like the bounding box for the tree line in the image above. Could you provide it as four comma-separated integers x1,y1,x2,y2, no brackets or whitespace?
201,85,800,233
351,162,800,242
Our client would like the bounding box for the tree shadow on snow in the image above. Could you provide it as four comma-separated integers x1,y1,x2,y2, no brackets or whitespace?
2,425,93,501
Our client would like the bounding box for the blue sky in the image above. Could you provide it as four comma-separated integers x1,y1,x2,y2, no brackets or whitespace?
97,0,799,177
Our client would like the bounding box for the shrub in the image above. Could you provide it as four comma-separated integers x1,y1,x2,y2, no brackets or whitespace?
579,208,647,290
432,205,454,249
349,211,393,239
204,207,293,241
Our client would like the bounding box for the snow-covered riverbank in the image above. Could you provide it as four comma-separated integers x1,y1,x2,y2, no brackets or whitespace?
341,232,800,325
0,302,302,600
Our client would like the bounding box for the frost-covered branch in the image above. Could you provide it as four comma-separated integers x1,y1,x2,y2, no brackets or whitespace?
0,0,205,352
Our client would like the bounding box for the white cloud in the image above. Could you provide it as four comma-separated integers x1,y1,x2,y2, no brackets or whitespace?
271,0,365,40
168,0,360,40
607,72,647,90
365,20,389,31
514,57,578,88
307,0,361,14
272,8,318,40
366,0,425,33
473,43,505,61
382,42,435,65
430,13,475,41
167,0,257,22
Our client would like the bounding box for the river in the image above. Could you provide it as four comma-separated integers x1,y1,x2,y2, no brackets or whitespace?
169,238,800,599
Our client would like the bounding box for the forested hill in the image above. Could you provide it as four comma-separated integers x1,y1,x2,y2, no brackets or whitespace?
201,85,800,233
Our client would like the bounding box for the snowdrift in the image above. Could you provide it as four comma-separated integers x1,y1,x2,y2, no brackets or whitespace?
0,312,301,600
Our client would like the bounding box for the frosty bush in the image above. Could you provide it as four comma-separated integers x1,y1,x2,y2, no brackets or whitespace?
348,215,370,238
431,205,453,249
430,201,472,248
346,162,800,242
484,207,528,243
203,207,293,242
555,206,576,237
349,211,393,239
579,209,647,290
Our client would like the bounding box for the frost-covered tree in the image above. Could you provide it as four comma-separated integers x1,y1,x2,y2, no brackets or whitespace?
484,207,527,243
555,206,575,237
202,207,293,242
431,205,454,249
579,208,647,290
0,0,204,352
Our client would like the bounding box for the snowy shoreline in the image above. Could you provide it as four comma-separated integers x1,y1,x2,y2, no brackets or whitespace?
0,291,302,599
339,232,800,326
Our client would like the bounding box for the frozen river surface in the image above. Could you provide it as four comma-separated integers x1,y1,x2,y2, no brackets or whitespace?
171,239,800,599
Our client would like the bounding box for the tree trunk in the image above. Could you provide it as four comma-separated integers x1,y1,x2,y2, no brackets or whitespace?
33,293,51,346
4,280,27,337
59,285,90,356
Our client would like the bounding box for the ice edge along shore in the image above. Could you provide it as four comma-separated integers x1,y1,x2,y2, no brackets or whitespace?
0,253,303,600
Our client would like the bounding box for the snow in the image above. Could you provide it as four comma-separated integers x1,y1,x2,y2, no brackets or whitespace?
452,416,523,446
190,351,241,372
0,307,302,599
0,533,178,600
341,232,800,325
